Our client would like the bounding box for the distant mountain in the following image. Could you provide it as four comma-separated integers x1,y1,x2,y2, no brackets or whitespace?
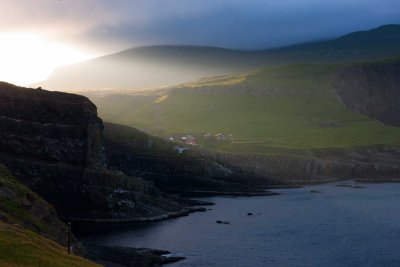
39,46,261,91
262,24,400,62
38,24,400,91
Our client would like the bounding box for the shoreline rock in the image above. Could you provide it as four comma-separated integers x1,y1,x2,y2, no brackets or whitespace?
336,184,365,188
61,206,208,223
310,190,322,193
83,245,185,267
166,189,280,197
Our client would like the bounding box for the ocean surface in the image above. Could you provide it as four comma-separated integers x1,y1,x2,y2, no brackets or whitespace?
75,182,400,267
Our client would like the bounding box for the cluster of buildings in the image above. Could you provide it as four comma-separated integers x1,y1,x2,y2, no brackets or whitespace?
168,132,234,154
168,134,197,145
167,132,234,146
203,132,233,141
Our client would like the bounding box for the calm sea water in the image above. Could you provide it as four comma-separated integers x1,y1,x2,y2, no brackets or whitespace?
75,182,400,267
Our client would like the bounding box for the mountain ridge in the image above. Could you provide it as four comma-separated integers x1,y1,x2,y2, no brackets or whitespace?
38,24,400,91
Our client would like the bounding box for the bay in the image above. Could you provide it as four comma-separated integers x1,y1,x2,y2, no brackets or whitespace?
75,182,400,267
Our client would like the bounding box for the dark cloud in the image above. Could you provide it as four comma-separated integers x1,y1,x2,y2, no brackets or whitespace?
1,0,400,53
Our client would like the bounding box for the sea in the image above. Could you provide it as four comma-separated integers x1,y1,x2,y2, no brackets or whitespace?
75,182,400,267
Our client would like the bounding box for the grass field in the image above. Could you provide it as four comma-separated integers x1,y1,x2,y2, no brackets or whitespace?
91,63,400,152
0,222,98,267
0,164,98,267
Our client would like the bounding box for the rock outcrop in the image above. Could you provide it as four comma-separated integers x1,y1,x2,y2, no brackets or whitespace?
83,245,185,267
0,82,183,221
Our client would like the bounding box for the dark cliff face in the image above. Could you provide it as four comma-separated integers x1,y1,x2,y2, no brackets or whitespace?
332,60,400,126
0,82,182,220
0,82,104,166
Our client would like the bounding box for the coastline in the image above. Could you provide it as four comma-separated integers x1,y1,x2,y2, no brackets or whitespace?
74,180,382,265
166,189,280,197
77,181,400,267
73,189,280,266
62,207,207,224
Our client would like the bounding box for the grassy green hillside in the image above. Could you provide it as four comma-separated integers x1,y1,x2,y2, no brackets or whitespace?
0,164,67,243
90,62,400,153
0,222,99,267
0,164,98,267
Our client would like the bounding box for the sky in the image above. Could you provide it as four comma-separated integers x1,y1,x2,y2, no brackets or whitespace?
1,0,400,85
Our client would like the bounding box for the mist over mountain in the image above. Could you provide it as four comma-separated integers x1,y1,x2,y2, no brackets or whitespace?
38,24,400,91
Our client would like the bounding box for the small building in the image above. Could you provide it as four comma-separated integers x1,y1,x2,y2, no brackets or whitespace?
175,146,190,154
181,134,197,145
185,140,196,145
215,133,226,140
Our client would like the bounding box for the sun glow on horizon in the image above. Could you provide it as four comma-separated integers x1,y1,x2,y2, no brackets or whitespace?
0,32,94,87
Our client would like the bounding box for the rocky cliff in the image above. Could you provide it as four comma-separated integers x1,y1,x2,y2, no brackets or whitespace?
0,82,183,221
333,59,400,126
0,82,104,166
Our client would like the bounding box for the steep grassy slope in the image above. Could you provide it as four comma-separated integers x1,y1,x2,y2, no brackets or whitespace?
90,62,400,153
0,164,67,245
0,222,98,267
39,24,400,91
0,164,98,266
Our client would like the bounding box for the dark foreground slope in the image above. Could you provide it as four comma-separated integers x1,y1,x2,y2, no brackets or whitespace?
0,164,68,245
0,162,185,267
0,222,99,267
39,24,400,91
0,164,99,266
0,82,184,221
